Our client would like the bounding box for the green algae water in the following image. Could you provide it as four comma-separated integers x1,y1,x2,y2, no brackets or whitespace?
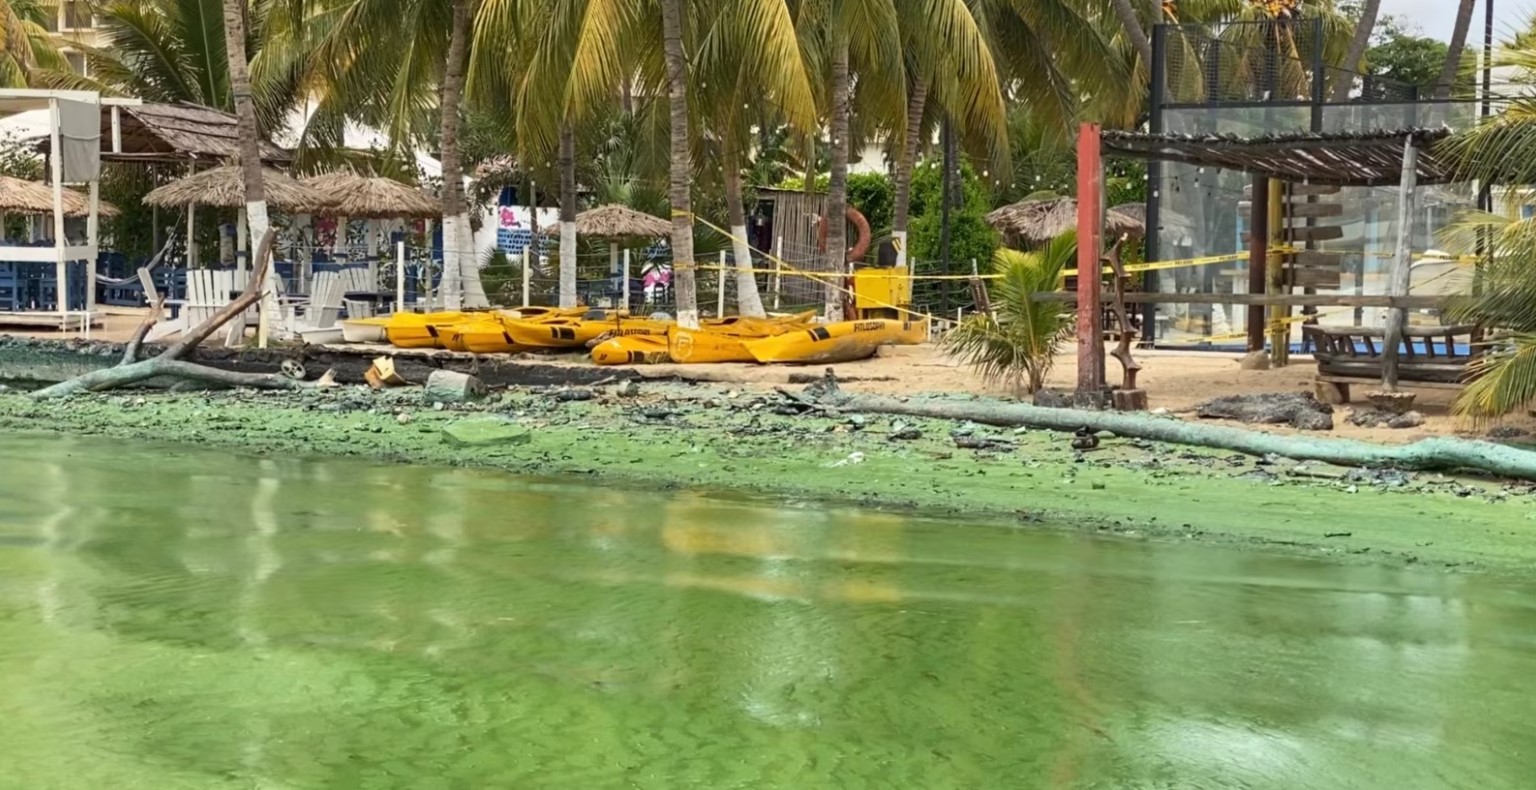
1,434,1534,789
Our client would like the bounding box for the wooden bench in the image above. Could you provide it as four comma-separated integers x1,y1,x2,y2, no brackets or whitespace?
1302,324,1483,404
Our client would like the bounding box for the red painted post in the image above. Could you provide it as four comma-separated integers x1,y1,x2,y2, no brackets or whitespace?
1075,123,1105,397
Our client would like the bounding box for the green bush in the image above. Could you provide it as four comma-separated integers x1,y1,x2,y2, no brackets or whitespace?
908,159,998,271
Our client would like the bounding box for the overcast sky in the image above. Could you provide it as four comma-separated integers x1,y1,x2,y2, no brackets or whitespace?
1384,0,1529,42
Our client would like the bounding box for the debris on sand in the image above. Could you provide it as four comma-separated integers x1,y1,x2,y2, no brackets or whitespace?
1195,392,1334,431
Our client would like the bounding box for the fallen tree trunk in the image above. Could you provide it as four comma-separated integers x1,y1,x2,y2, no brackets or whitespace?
829,392,1536,481
33,231,336,400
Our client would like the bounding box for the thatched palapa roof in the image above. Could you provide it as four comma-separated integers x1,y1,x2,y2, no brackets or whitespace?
143,165,335,212
301,171,440,218
986,196,1143,244
0,175,118,217
37,102,293,164
553,203,672,240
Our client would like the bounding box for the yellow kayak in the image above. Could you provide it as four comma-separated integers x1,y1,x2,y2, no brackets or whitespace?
503,316,672,348
384,311,471,348
439,320,528,354
742,319,915,364
591,334,671,365
504,306,589,322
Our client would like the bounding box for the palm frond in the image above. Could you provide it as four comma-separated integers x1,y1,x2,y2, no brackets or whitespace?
1455,333,1536,421
941,233,1075,395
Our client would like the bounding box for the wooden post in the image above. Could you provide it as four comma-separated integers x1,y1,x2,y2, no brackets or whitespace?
395,240,406,313
1246,174,1269,352
521,247,531,307
717,250,727,317
236,207,248,272
622,248,631,309
772,235,783,311
1382,139,1420,391
49,99,66,314
1075,122,1105,397
86,179,99,312
1266,179,1287,365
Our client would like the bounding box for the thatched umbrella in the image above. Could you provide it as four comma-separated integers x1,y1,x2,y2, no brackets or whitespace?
301,171,439,219
143,165,335,212
145,165,334,272
543,204,671,301
986,196,1143,246
0,175,118,218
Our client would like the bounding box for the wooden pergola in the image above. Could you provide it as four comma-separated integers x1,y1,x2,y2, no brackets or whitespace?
1073,124,1453,398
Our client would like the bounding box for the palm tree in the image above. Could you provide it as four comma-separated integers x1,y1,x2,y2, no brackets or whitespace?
222,0,267,258
437,0,477,309
1332,0,1381,101
891,0,1107,276
1436,0,1475,100
941,234,1076,396
0,0,67,87
1437,36,1536,419
300,0,489,307
659,0,698,325
1110,0,1153,70
694,0,817,318
793,0,905,320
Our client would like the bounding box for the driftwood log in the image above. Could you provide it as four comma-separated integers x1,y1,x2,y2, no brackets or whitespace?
32,231,336,399
803,373,1536,480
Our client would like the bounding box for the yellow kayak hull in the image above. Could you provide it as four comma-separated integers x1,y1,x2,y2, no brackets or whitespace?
439,320,529,354
668,326,755,363
384,311,471,348
742,319,917,364
504,317,672,348
591,334,672,365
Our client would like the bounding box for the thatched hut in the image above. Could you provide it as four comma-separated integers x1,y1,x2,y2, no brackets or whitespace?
986,196,1143,246
544,204,672,300
301,171,439,219
143,165,335,212
0,175,118,218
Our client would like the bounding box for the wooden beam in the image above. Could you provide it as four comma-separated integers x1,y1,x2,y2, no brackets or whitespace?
1267,179,1287,365
1246,174,1268,351
1076,123,1105,396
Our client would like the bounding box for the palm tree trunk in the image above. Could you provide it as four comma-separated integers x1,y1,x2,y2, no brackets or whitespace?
824,35,850,321
558,123,577,308
891,79,927,273
1110,0,1152,72
1436,0,1476,100
222,0,269,341
438,0,485,308
1332,0,1381,101
661,0,698,328
723,146,766,317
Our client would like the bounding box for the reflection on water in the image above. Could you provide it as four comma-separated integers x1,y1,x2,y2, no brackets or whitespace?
0,434,1533,789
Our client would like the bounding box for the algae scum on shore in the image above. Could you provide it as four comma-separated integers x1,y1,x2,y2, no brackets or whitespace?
2,381,1535,573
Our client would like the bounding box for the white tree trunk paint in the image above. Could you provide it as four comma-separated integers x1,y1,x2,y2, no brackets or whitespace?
730,224,765,318
246,200,276,347
892,230,907,271
559,220,577,308
439,213,463,309
457,212,489,308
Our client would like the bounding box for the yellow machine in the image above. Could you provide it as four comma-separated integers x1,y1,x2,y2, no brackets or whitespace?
851,266,914,320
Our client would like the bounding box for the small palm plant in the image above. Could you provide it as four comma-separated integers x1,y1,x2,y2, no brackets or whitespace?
1436,36,1536,420
941,232,1076,398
